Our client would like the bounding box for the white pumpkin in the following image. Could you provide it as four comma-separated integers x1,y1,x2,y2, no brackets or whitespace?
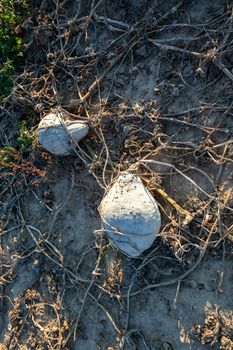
37,113,89,156
99,172,161,257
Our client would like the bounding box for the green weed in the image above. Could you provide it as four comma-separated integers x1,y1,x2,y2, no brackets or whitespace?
0,0,29,99
17,120,35,151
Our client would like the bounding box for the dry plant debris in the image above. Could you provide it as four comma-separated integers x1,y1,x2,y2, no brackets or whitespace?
0,0,232,348
194,303,233,349
4,287,69,349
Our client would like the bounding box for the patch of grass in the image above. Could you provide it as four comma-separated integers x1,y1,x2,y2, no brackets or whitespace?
0,0,29,99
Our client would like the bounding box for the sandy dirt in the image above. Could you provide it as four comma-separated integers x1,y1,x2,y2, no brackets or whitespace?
0,0,233,349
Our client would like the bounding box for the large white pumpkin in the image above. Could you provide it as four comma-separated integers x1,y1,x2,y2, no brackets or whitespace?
37,113,89,156
99,172,161,257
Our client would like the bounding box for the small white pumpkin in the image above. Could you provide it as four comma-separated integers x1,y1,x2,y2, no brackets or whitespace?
37,113,89,156
99,172,161,257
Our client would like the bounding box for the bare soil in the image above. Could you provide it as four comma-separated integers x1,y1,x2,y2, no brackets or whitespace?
0,0,232,349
